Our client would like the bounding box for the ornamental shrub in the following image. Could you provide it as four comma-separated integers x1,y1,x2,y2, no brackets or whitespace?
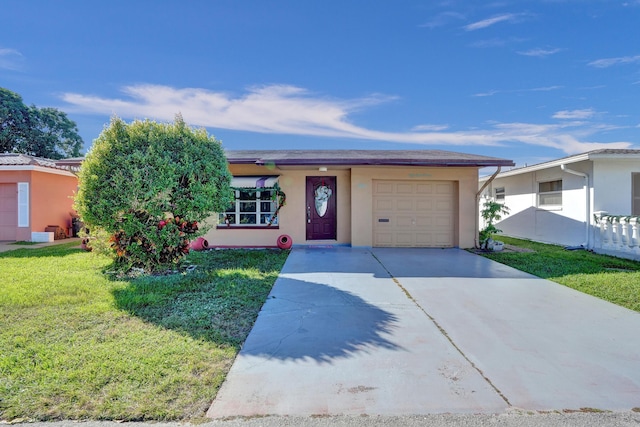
74,115,233,272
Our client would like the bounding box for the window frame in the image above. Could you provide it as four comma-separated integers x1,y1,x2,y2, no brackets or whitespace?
494,187,505,203
218,187,279,229
537,179,563,209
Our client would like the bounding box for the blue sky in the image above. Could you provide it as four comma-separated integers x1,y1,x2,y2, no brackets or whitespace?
1,0,639,168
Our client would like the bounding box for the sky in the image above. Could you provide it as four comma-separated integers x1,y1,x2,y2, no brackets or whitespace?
1,0,640,169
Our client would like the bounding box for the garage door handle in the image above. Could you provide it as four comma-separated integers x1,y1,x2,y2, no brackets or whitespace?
378,218,390,223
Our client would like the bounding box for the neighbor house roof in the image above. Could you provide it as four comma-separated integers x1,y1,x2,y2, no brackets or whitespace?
0,153,79,174
225,150,515,168
479,149,640,181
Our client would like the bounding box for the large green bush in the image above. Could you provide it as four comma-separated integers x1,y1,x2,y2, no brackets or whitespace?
75,115,233,271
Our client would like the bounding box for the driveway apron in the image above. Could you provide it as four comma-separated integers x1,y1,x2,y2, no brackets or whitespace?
208,247,640,418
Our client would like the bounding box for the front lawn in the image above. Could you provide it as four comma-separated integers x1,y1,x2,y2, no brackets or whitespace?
0,242,289,422
477,236,640,312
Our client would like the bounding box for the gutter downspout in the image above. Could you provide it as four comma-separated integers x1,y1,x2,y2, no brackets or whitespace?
560,164,590,248
475,167,502,248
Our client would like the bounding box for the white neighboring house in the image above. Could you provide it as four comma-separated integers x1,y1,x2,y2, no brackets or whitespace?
478,149,640,260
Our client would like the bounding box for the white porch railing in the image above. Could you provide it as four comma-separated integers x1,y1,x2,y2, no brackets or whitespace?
593,212,640,261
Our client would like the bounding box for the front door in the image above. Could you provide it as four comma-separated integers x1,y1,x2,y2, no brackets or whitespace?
306,176,337,240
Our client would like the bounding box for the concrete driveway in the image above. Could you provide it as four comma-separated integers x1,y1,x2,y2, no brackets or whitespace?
208,247,640,418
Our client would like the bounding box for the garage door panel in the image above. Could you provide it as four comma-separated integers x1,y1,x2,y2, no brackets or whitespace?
373,180,455,248
415,216,432,227
436,199,453,210
395,233,414,245
415,199,433,211
396,183,413,194
436,183,453,194
374,199,394,211
396,216,414,227
396,199,413,211
375,182,394,194
416,183,433,194
415,233,433,245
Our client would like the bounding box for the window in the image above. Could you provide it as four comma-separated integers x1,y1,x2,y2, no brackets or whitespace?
538,179,562,207
494,187,505,203
633,173,640,215
219,188,278,227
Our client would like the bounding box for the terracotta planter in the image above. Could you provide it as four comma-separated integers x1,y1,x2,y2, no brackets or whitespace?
277,234,292,249
190,237,209,251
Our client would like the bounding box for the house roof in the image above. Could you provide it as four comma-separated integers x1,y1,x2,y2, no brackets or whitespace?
0,153,75,170
480,149,640,181
225,150,514,167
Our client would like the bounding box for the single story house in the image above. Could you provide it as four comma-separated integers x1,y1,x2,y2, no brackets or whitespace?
0,154,78,241
205,150,514,248
478,149,640,257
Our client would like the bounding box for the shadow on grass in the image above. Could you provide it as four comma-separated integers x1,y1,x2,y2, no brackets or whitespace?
0,241,84,259
111,249,403,362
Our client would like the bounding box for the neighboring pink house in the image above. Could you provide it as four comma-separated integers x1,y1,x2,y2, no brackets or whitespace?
0,154,78,242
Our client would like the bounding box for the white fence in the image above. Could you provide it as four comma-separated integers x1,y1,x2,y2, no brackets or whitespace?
593,212,640,261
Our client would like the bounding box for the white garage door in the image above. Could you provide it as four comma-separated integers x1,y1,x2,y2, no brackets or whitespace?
373,180,455,247
0,183,18,241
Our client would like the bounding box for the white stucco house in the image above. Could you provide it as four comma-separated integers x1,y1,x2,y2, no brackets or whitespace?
478,149,640,260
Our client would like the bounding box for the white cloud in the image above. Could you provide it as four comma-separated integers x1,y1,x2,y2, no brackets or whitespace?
464,13,522,31
61,84,633,155
0,47,24,70
420,11,465,29
517,47,563,57
473,85,563,97
552,108,596,119
412,124,450,131
588,55,640,68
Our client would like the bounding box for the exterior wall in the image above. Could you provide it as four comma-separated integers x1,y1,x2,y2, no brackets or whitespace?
30,170,78,237
483,161,593,247
592,159,640,214
203,164,351,247
0,168,77,241
351,166,476,248
204,164,479,248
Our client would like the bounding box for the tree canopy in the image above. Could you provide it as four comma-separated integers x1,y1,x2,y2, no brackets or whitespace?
74,115,233,271
0,87,83,159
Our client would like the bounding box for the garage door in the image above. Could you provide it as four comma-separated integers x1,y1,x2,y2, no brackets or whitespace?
373,180,455,247
0,183,18,241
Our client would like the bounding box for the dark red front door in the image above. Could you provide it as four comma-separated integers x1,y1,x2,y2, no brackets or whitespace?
306,176,337,240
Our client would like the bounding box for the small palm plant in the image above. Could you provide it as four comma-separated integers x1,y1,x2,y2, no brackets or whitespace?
479,199,510,250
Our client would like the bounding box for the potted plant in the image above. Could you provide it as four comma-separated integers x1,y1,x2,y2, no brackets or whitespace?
479,199,510,251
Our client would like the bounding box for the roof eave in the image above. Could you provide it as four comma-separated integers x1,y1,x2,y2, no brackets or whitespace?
232,158,515,168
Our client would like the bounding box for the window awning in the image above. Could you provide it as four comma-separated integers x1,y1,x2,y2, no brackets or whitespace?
230,175,279,188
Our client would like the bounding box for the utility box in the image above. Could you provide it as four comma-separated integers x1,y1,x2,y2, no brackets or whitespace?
31,232,54,242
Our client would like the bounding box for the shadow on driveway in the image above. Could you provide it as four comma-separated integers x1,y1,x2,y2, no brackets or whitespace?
240,277,403,363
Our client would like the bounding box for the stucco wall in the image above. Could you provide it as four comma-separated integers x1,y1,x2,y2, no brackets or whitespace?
592,159,640,214
30,170,78,236
203,164,351,247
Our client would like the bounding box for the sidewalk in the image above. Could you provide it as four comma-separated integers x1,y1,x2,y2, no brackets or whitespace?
0,238,82,254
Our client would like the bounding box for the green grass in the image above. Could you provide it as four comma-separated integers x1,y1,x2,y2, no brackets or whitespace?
0,242,289,422
477,236,640,312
